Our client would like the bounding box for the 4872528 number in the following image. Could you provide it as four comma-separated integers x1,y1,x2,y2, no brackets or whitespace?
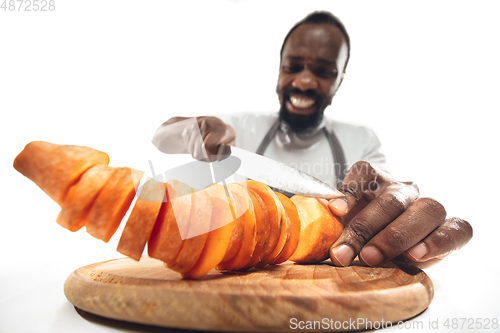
1,0,55,11
443,318,498,330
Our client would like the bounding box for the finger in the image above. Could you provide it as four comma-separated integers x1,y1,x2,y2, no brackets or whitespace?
204,131,225,157
392,254,447,269
199,118,208,138
214,143,232,162
337,193,371,228
181,124,194,155
328,191,356,217
328,161,388,216
329,184,419,267
206,132,235,162
193,136,209,161
404,217,472,264
183,124,208,161
358,197,446,267
192,121,210,161
199,119,220,160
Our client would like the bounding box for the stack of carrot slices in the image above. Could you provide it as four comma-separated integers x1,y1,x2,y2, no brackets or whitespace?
13,141,343,279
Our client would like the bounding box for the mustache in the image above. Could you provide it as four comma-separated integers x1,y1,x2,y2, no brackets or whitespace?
282,88,321,102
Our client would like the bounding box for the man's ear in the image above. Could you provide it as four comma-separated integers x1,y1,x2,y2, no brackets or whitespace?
338,71,346,89
276,60,282,95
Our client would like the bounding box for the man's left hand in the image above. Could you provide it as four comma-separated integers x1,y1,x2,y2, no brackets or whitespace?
328,161,473,268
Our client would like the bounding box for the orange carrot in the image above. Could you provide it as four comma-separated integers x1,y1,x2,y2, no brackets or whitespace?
184,184,236,279
240,180,281,265
85,167,143,242
147,180,193,265
218,186,244,264
240,186,270,269
117,178,166,261
13,141,109,206
272,192,301,264
260,194,290,265
217,184,257,271
167,189,212,275
56,165,115,232
14,140,348,278
289,195,343,263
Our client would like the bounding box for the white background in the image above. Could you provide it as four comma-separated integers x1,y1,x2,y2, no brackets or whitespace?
1,1,499,332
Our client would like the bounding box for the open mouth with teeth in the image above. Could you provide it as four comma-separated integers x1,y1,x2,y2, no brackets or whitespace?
286,95,317,115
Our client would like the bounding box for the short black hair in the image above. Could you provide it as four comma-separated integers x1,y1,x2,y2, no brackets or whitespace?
279,11,351,70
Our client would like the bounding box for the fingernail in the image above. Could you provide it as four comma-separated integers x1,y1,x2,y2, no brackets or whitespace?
330,198,348,215
331,244,355,267
360,246,384,266
407,242,427,261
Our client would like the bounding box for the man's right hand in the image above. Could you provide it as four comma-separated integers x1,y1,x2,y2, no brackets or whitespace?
153,116,235,162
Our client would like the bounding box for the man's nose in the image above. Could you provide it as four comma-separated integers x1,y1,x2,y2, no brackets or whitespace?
291,69,318,91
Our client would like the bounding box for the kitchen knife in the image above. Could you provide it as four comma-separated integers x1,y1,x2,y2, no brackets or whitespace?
215,144,344,199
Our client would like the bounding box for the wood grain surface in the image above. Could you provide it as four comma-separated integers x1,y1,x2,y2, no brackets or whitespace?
64,256,433,332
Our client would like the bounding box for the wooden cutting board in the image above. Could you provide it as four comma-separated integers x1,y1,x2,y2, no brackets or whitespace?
64,256,433,332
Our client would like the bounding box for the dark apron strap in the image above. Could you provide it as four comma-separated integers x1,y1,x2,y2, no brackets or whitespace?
324,128,346,188
255,118,347,190
255,119,280,156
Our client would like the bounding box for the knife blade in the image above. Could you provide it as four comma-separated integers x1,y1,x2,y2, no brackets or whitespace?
215,144,344,199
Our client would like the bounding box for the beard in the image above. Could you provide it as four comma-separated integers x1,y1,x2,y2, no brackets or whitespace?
278,87,330,133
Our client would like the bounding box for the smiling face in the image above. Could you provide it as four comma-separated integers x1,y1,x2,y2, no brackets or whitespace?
277,23,349,131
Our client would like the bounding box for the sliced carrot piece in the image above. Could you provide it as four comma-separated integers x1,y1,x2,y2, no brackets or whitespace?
219,186,244,263
167,190,212,275
289,195,343,263
85,167,144,242
217,184,257,271
272,192,301,264
56,165,115,232
239,186,270,269
116,177,166,261
147,180,193,265
240,180,281,266
184,185,236,279
13,141,109,206
260,193,290,265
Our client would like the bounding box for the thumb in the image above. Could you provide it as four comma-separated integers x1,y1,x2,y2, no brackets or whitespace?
327,161,382,216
